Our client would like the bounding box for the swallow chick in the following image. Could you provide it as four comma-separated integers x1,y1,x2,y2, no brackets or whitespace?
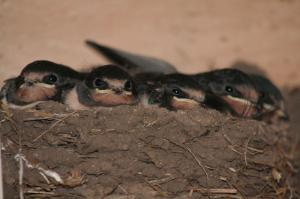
192,68,260,118
0,60,84,109
250,74,289,124
64,65,138,110
85,40,177,75
150,74,206,110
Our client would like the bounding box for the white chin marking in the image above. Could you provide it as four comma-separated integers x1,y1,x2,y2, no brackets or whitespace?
227,95,251,105
124,91,133,96
139,94,151,107
64,87,89,111
36,83,55,88
20,82,55,89
276,110,287,117
95,89,114,94
173,96,198,104
263,103,275,111
95,89,132,96
1,96,42,110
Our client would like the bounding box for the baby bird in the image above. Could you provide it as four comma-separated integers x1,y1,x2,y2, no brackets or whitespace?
149,74,206,110
0,60,84,109
250,74,289,123
64,65,138,110
83,40,289,124
85,40,174,107
192,69,260,118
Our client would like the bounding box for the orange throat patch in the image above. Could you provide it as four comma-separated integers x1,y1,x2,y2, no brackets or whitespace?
16,83,57,103
222,95,258,117
91,89,137,107
170,96,199,110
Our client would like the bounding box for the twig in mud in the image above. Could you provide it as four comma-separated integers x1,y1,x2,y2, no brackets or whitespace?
223,133,234,145
165,139,209,182
223,133,261,163
206,194,242,199
244,136,252,166
19,156,24,199
4,114,18,133
228,145,243,155
23,117,56,122
39,172,51,184
185,146,209,180
25,189,55,195
15,150,24,199
148,175,176,186
1,107,26,198
244,128,258,166
191,188,238,194
143,179,169,197
18,121,24,199
189,187,241,198
0,117,6,197
291,133,299,154
23,112,74,122
223,136,243,156
226,178,248,198
247,146,264,153
0,136,3,199
118,185,128,195
286,161,298,173
14,153,64,184
286,179,294,199
33,111,77,142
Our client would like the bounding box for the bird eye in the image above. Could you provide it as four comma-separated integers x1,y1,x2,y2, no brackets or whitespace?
172,88,183,96
225,86,233,93
124,80,132,91
43,74,58,85
93,78,108,90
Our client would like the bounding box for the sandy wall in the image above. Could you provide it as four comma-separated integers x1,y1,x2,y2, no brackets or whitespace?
1,0,300,87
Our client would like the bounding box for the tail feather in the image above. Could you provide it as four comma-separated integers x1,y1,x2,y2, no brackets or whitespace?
85,40,177,75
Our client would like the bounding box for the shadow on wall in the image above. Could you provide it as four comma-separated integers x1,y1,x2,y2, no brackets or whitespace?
284,86,300,191
286,87,300,125
230,60,300,125
230,60,267,77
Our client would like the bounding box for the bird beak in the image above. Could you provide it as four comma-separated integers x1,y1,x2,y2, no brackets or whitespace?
170,96,199,110
35,82,56,88
20,80,55,89
95,88,114,94
95,88,132,96
222,95,258,117
226,95,252,105
172,96,199,105
263,103,290,121
124,91,133,95
263,103,276,111
277,110,290,121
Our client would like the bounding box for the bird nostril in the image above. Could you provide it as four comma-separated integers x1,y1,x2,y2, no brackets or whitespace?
280,115,290,121
26,81,34,86
114,89,122,94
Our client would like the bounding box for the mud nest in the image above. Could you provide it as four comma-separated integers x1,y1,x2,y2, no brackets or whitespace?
0,102,297,198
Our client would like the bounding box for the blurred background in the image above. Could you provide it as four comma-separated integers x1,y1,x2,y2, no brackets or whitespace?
0,0,299,88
